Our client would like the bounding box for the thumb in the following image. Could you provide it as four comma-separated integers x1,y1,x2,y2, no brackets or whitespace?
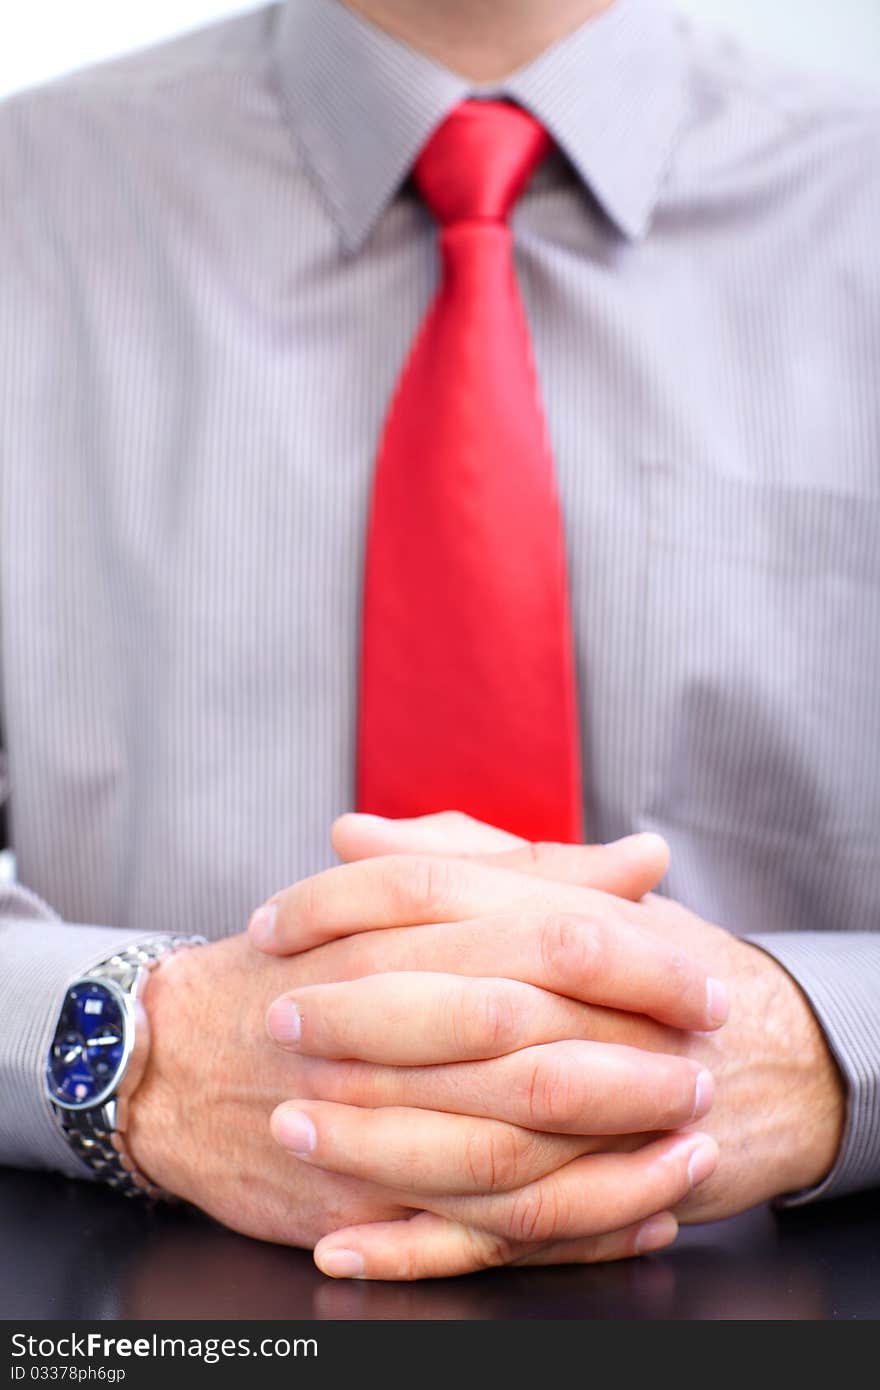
484,835,670,901
313,1208,678,1282
331,810,525,860
331,812,669,902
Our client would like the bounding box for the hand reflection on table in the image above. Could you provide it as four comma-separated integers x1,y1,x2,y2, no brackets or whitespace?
118,1204,827,1321
5,1170,876,1321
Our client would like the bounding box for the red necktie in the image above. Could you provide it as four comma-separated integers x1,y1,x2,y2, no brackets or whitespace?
357,100,584,842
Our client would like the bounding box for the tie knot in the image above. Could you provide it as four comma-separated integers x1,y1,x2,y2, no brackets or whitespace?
413,101,551,226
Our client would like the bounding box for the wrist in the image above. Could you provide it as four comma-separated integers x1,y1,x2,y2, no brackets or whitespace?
766,960,846,1194
126,943,204,1199
126,933,279,1202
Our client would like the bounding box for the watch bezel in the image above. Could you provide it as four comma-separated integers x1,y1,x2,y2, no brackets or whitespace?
44,974,148,1114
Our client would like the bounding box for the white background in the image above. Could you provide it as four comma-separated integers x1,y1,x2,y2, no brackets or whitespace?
3,0,880,100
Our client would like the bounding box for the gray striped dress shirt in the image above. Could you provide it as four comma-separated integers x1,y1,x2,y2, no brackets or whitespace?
1,0,878,1204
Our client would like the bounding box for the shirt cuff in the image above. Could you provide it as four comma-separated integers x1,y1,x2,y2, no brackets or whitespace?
747,931,880,1206
0,881,169,1177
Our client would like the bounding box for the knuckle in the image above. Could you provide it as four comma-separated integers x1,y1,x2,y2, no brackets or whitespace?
396,1239,429,1281
463,1126,527,1193
395,854,458,919
538,914,579,974
456,981,518,1055
506,1182,566,1244
519,1049,577,1130
463,1226,516,1271
521,840,558,870
539,914,607,983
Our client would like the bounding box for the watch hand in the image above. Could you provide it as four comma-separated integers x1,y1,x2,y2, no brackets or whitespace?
89,1035,121,1048
62,1045,83,1064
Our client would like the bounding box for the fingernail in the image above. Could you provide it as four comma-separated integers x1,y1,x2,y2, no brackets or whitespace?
634,1212,677,1255
610,832,663,854
706,976,730,1026
317,1248,365,1279
248,901,278,947
266,998,302,1046
687,1138,718,1189
692,1069,714,1120
274,1109,317,1156
633,832,668,854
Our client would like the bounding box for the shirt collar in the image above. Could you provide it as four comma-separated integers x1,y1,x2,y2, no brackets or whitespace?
274,0,688,252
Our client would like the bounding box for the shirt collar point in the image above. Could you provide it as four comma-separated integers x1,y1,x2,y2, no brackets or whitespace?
339,217,377,258
612,199,654,242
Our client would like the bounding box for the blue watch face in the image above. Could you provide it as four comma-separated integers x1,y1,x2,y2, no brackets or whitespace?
46,981,127,1108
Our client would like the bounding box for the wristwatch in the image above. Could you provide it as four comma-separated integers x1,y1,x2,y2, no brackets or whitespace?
44,935,205,1199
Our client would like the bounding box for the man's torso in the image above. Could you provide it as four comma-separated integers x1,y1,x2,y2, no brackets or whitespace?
1,0,878,940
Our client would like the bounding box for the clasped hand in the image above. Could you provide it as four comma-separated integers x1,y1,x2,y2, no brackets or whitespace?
127,813,843,1281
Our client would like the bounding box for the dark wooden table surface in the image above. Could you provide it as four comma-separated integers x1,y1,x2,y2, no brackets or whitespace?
2,1168,878,1320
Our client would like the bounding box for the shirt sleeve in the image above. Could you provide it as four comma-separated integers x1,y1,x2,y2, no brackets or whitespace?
0,879,169,1177
747,931,880,1205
